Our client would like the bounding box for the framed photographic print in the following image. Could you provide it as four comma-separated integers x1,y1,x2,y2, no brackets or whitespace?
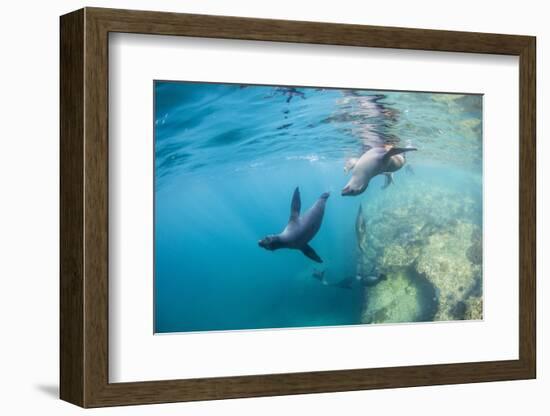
60,7,536,408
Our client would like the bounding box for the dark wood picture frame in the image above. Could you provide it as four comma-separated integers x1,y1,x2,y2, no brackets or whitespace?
60,7,536,408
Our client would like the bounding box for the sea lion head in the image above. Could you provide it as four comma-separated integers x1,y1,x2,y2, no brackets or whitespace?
341,179,368,196
258,235,283,251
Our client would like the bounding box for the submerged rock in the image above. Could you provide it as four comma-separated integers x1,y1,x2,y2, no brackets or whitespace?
357,180,483,324
362,269,419,324
361,266,437,324
464,296,483,320
416,220,482,321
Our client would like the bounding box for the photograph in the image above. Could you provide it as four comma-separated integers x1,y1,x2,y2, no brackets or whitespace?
153,81,483,333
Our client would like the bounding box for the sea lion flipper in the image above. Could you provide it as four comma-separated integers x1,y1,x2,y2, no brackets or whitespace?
289,187,301,222
344,158,358,174
383,146,417,161
301,244,322,263
381,173,394,189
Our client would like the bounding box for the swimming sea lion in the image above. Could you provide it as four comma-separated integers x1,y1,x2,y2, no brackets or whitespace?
272,87,306,103
258,187,329,263
342,145,417,196
354,204,388,287
333,276,355,289
358,272,388,287
312,269,327,284
355,204,367,253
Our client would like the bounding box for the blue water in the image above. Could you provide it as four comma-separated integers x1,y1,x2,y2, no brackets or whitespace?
154,81,482,333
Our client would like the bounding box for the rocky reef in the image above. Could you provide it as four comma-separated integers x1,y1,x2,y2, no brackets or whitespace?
362,266,437,324
357,178,483,324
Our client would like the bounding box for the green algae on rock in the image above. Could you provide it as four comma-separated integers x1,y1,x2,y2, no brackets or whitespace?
464,296,483,320
361,268,420,324
361,267,437,324
416,221,482,321
357,179,483,324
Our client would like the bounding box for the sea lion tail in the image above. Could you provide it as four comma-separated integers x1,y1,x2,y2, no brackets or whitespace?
381,173,394,189
383,146,417,161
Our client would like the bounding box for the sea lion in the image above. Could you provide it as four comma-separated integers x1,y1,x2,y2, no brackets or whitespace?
333,276,354,289
354,204,387,287
358,272,387,287
312,269,355,289
342,145,417,196
312,269,328,284
355,204,367,253
258,187,329,263
272,87,306,103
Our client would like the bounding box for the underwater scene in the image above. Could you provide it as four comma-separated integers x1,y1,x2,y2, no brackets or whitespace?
154,81,483,333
